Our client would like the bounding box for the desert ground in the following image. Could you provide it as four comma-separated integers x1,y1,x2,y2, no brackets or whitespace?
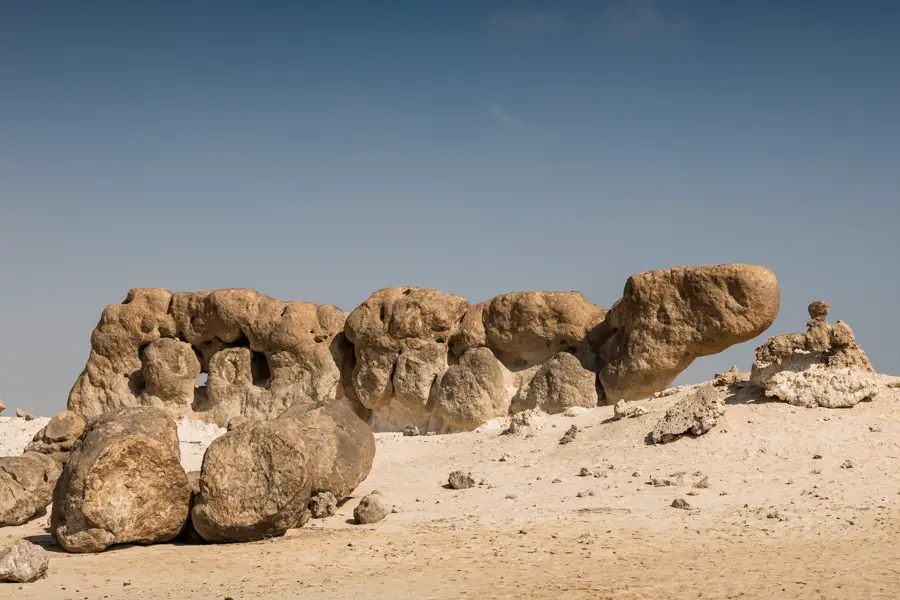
3,375,900,599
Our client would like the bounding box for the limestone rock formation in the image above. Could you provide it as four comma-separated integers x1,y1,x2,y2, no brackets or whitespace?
510,352,599,415
16,408,34,421
595,264,780,402
0,452,61,527
751,302,878,407
430,348,507,433
25,410,86,463
51,407,191,553
650,384,725,443
67,288,353,427
0,540,49,583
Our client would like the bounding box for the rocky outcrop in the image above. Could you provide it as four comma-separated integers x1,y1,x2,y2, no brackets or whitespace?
0,452,61,527
510,352,599,415
595,264,780,402
0,540,49,583
751,302,878,407
650,384,725,443
67,288,353,427
25,410,86,463
51,407,191,553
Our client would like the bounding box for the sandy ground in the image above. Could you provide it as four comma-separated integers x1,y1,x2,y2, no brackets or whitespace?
3,377,900,599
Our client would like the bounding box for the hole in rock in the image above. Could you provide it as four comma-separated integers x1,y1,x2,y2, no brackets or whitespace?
251,351,271,388
127,371,146,395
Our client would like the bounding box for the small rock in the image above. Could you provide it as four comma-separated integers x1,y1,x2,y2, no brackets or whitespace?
686,491,698,496
650,384,725,444
308,491,338,519
15,408,34,421
869,425,882,433
631,472,640,478
559,425,579,445
391,506,400,514
0,540,49,583
353,492,388,525
402,425,420,437
551,478,562,484
813,454,823,459
578,467,592,477
613,400,648,420
671,498,692,510
576,490,595,498
693,476,711,489
592,471,607,479
505,494,518,500
426,431,436,436
448,471,476,490
811,469,822,475
498,454,511,462
840,460,854,469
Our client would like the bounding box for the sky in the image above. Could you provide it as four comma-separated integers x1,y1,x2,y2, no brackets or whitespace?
1,0,898,415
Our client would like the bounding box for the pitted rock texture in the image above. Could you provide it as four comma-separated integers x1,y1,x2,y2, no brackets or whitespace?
510,352,600,415
51,407,191,553
650,384,725,443
67,288,354,427
0,451,61,527
595,264,780,402
751,301,877,407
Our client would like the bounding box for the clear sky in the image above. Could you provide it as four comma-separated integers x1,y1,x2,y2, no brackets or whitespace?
1,1,898,415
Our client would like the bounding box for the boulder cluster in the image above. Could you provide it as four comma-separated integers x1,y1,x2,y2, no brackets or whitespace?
65,263,781,433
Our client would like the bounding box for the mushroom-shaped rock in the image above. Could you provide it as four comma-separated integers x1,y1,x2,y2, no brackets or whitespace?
650,385,725,444
510,352,599,415
0,452,61,527
0,540,49,583
191,418,312,543
596,264,780,402
25,410,87,463
51,407,190,553
430,348,507,433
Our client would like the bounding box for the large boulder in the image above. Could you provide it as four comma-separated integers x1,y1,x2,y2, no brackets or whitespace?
51,407,191,553
751,301,878,407
25,410,87,463
595,264,780,402
0,540,49,583
0,452,61,527
510,352,599,414
430,348,507,433
67,288,354,427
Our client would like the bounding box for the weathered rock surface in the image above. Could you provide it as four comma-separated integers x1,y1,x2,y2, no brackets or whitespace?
430,348,507,433
0,540,49,583
67,288,353,427
353,492,387,524
751,302,878,407
309,491,338,519
0,452,61,527
595,264,780,402
16,408,34,421
448,471,476,490
650,385,724,443
510,352,599,415
25,410,86,463
51,407,190,553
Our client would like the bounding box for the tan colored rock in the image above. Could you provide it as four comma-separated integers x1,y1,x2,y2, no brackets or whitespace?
25,410,86,463
353,492,387,524
510,352,599,415
191,418,312,543
0,539,49,583
67,288,353,427
0,452,61,527
650,384,725,444
751,302,877,407
596,264,780,402
712,366,748,388
430,348,506,433
15,408,34,420
51,407,190,553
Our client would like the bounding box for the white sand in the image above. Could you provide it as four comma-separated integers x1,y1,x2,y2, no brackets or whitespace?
0,416,49,457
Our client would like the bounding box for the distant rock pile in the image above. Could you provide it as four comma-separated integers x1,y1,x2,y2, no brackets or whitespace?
750,301,878,407
65,264,781,433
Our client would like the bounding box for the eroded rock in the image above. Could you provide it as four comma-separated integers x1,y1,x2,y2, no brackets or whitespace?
51,407,191,553
0,540,49,583
25,410,86,463
510,352,599,415
0,452,61,527
353,492,387,524
650,385,724,444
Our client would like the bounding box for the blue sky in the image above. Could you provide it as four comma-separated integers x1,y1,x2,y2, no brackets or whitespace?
1,1,898,415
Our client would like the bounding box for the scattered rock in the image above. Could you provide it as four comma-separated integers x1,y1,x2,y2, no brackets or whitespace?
0,540,49,583
576,490,595,498
498,454,511,462
505,494,518,500
813,454,823,459
309,492,338,519
402,425,420,437
354,492,387,525
51,407,191,553
671,498,692,510
15,408,34,421
693,476,711,489
869,425,882,433
613,400,648,420
713,366,748,388
551,478,562,484
448,471,476,490
650,384,725,444
578,467,592,477
840,460,854,469
559,425,579,445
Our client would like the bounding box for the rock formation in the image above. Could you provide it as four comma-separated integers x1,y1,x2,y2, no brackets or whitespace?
51,407,191,553
650,384,725,443
25,410,86,463
595,264,780,402
353,491,387,524
750,301,878,407
0,539,49,583
0,452,61,527
66,264,780,432
67,288,353,427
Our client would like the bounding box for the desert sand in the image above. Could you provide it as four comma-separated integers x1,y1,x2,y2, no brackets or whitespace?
3,375,900,599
